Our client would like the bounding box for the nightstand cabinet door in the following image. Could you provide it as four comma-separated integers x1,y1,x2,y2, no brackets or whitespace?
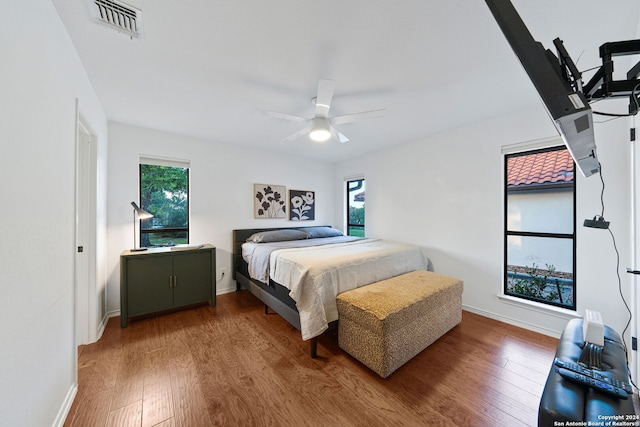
127,255,174,316
172,251,213,307
120,245,216,327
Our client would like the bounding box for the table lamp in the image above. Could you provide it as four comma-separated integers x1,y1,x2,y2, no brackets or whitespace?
131,201,153,251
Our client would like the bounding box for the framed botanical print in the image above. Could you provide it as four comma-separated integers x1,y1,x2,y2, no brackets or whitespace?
289,190,315,221
254,184,286,218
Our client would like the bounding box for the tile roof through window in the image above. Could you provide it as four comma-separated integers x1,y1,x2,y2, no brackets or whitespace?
507,149,574,187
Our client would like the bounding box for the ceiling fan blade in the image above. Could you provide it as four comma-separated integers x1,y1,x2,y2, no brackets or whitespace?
315,79,335,118
254,108,307,123
331,127,349,143
281,127,310,142
331,109,386,125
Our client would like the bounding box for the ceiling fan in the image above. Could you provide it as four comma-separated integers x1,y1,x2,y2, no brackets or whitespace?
255,79,386,143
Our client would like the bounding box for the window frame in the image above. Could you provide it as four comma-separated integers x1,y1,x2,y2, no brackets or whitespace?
503,145,577,310
346,177,365,237
138,157,190,248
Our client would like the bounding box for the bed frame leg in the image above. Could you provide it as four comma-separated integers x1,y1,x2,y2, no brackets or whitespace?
310,337,318,358
265,304,269,314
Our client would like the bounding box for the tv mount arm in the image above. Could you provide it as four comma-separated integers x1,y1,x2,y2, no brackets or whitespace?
554,38,584,94
565,39,640,114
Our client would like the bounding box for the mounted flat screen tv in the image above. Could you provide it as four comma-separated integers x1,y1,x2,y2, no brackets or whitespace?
485,0,600,177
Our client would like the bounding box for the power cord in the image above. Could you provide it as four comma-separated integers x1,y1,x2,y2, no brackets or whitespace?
595,161,638,392
598,161,606,219
592,82,640,118
606,222,637,393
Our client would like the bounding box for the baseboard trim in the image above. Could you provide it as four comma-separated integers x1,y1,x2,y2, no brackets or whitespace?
52,383,77,427
106,309,120,320
96,313,111,341
104,287,235,325
106,293,562,338
217,285,236,295
462,304,563,339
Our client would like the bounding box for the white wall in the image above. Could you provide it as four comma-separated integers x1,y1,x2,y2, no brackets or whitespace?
334,104,633,339
106,122,334,314
0,1,108,426
507,190,574,272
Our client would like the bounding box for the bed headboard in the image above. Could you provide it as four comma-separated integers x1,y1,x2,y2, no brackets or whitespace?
232,225,331,279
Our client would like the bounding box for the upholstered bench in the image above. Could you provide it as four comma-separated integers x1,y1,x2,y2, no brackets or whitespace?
336,270,463,378
538,318,635,425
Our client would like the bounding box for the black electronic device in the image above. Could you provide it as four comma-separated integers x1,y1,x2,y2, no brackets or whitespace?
554,358,633,393
584,216,610,229
485,0,599,177
485,1,640,179
555,367,629,399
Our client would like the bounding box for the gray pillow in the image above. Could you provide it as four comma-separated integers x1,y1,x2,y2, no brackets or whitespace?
301,226,343,238
246,229,309,243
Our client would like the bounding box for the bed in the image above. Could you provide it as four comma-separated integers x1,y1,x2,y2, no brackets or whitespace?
232,226,432,357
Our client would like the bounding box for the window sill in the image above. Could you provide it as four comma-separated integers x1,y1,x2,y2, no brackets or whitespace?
497,294,582,320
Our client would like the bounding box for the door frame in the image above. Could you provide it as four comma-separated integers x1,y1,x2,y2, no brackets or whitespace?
74,101,98,353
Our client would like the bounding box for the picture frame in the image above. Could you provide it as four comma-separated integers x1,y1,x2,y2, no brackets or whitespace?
254,184,286,218
289,190,315,221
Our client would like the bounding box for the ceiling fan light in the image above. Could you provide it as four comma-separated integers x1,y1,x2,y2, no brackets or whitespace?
309,117,331,142
310,129,331,142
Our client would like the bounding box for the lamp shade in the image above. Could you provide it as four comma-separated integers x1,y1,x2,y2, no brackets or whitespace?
309,117,331,142
131,201,153,219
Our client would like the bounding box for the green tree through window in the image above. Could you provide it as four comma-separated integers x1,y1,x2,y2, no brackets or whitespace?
347,178,365,237
139,163,189,247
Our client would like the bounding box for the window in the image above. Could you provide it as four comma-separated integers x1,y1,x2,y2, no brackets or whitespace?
139,158,189,247
504,146,576,309
347,178,365,236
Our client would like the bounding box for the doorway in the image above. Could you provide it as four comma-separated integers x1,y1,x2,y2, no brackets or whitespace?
75,108,97,348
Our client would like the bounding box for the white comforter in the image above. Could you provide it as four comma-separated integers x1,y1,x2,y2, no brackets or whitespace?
267,238,431,340
242,236,361,283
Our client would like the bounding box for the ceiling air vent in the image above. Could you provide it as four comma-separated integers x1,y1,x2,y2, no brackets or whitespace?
90,0,144,39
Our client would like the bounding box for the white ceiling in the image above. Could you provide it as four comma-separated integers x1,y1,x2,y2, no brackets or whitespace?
52,0,640,163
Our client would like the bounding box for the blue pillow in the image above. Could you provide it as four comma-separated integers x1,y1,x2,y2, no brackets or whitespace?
301,227,343,238
246,229,308,243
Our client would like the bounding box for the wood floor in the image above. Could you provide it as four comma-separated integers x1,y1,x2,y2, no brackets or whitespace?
65,290,598,426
